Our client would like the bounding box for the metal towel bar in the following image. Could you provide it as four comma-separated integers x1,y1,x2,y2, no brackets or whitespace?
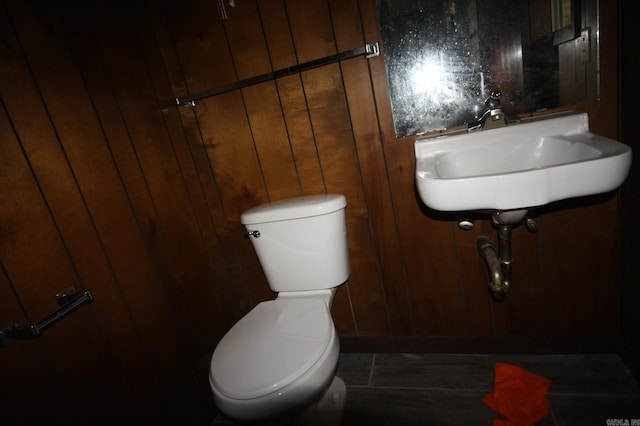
0,287,94,347
175,42,380,107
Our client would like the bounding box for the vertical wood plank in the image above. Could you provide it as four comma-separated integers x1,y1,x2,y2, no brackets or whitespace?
148,1,247,326
133,1,237,344
0,4,150,422
331,0,413,335
225,1,302,201
287,0,388,335
540,198,619,335
0,105,75,426
259,0,326,195
56,1,215,418
360,0,468,336
160,0,273,311
454,223,494,335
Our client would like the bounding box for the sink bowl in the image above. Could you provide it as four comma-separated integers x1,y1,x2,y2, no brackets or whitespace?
414,112,632,212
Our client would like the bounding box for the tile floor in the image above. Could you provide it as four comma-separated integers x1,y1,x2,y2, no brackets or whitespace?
212,352,640,425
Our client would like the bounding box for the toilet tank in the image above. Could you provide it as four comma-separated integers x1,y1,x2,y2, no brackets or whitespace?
240,194,350,293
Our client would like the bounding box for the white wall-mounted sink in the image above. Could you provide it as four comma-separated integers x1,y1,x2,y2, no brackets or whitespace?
414,112,632,212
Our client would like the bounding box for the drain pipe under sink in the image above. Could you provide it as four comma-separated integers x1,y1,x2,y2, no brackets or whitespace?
477,224,512,300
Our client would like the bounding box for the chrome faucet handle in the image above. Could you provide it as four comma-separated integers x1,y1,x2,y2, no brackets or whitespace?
467,91,504,131
485,91,502,109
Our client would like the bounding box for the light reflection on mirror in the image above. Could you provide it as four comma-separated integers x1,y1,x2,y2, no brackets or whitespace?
376,0,598,137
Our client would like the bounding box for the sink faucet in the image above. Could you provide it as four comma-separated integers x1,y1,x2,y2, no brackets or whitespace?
468,91,506,131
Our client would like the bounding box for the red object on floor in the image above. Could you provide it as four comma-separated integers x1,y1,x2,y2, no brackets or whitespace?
483,362,552,426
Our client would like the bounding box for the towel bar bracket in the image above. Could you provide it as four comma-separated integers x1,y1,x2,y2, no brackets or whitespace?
0,287,94,348
364,41,380,58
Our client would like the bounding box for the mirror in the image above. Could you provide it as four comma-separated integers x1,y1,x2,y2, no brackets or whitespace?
376,0,599,137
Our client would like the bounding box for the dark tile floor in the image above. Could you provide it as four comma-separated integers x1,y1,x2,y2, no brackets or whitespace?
213,353,640,425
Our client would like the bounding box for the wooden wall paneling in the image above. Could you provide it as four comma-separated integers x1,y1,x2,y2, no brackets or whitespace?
359,0,401,144
286,0,389,335
331,0,412,335
60,7,220,417
161,0,274,312
131,1,236,353
73,2,214,416
202,90,273,309
540,199,619,336
453,223,494,335
275,74,328,194
223,1,271,79
540,0,619,339
7,3,189,421
258,0,326,196
366,9,469,337
243,81,303,202
64,32,209,423
257,0,295,72
491,225,547,335
0,4,151,422
225,2,302,202
360,0,445,338
160,0,237,94
405,213,468,336
149,1,248,325
359,23,468,336
0,105,128,420
0,108,74,426
360,8,420,335
214,0,296,306
168,0,273,314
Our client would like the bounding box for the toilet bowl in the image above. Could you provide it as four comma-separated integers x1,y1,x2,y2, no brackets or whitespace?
209,195,350,423
210,293,340,421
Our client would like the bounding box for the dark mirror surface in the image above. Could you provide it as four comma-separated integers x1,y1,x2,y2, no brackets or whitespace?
377,0,599,137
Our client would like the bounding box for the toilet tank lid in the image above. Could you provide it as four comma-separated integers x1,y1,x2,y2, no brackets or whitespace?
241,194,346,224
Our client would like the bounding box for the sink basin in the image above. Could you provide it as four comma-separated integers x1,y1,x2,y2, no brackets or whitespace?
414,112,632,212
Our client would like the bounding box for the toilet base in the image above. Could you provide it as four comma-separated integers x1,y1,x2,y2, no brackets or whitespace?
212,376,346,425
295,376,346,426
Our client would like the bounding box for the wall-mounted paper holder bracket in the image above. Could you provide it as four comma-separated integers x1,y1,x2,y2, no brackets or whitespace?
0,287,94,347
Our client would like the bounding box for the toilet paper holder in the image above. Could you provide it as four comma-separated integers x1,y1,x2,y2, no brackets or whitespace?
0,286,94,347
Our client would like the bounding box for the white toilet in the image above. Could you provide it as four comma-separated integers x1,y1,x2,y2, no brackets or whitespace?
209,194,350,424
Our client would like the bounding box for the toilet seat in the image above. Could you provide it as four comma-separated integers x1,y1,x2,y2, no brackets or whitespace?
210,297,333,400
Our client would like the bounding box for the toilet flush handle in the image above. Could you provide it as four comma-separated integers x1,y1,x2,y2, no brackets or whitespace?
245,230,261,238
